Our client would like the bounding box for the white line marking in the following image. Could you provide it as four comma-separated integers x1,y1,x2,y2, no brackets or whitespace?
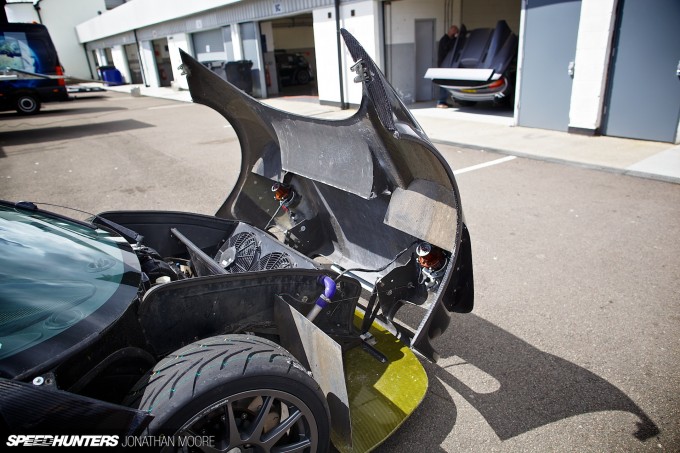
148,104,192,110
453,155,517,175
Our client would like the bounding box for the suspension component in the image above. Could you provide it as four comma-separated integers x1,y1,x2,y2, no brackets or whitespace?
416,242,448,291
271,182,298,209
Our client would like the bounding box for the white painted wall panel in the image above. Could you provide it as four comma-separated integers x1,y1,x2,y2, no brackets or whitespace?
231,26,243,60
313,7,341,103
76,0,241,44
111,45,130,83
5,3,39,23
168,33,193,90
568,0,617,131
386,0,445,45
314,1,381,105
260,21,275,52
339,1,381,105
140,40,160,87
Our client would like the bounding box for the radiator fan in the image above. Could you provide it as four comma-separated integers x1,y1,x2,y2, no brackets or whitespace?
216,232,260,273
258,252,293,270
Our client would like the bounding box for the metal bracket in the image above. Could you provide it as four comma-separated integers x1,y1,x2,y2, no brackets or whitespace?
568,61,575,77
350,59,372,83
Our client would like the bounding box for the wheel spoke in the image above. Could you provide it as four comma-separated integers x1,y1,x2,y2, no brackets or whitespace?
261,407,303,446
244,395,274,442
271,439,312,453
224,400,243,447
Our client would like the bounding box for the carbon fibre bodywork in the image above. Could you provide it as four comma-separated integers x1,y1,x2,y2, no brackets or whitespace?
0,29,473,452
178,29,473,361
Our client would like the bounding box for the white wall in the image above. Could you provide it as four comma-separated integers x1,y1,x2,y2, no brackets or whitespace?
231,26,243,61
95,48,108,66
6,3,39,23
140,40,160,87
341,1,382,104
568,0,618,132
313,7,340,103
167,33,193,90
111,45,129,83
260,21,279,94
76,0,241,44
36,0,107,79
314,0,381,105
384,0,449,103
260,21,275,52
387,0,452,45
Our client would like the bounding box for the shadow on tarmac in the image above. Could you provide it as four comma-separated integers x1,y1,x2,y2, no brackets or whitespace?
0,119,153,148
441,314,658,440
378,313,659,451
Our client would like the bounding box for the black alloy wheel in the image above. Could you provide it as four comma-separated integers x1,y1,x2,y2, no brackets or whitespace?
125,335,331,453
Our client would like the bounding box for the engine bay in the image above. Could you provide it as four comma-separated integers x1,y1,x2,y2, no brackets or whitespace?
105,170,456,361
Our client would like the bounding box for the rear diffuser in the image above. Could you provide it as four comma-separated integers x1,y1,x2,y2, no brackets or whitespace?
275,299,427,452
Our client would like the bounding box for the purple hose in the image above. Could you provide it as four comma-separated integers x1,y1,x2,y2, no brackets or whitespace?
315,275,336,308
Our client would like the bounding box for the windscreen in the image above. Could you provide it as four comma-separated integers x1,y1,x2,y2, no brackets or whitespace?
0,206,132,360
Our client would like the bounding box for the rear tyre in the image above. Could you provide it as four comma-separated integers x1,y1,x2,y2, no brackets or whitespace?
15,94,41,115
126,335,330,452
296,70,311,85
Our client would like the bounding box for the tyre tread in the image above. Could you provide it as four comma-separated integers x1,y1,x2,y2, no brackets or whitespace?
127,336,311,412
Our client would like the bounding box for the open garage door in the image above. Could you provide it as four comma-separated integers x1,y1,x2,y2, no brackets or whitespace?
152,38,173,87
262,13,317,97
192,27,238,88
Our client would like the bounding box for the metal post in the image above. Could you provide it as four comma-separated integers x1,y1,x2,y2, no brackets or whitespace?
335,0,347,109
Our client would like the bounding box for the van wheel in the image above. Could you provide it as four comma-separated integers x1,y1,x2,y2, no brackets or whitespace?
125,335,330,452
296,70,311,85
15,95,41,115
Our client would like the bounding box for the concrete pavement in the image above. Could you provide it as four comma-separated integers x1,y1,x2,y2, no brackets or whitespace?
98,83,680,184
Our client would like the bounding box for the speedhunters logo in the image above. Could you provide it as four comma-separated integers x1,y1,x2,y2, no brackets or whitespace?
6,435,119,447
6,434,216,448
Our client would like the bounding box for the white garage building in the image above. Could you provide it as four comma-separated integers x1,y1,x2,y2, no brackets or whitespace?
71,0,679,143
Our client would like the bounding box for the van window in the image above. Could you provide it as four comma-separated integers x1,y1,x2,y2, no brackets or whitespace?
0,32,55,74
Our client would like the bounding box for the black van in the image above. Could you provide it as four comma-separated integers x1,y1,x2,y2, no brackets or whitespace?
0,23,69,114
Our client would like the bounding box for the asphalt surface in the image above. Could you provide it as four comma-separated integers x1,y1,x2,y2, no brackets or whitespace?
1,93,678,452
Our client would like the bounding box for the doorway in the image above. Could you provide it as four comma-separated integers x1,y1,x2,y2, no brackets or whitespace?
152,38,173,87
124,43,143,84
415,19,435,102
